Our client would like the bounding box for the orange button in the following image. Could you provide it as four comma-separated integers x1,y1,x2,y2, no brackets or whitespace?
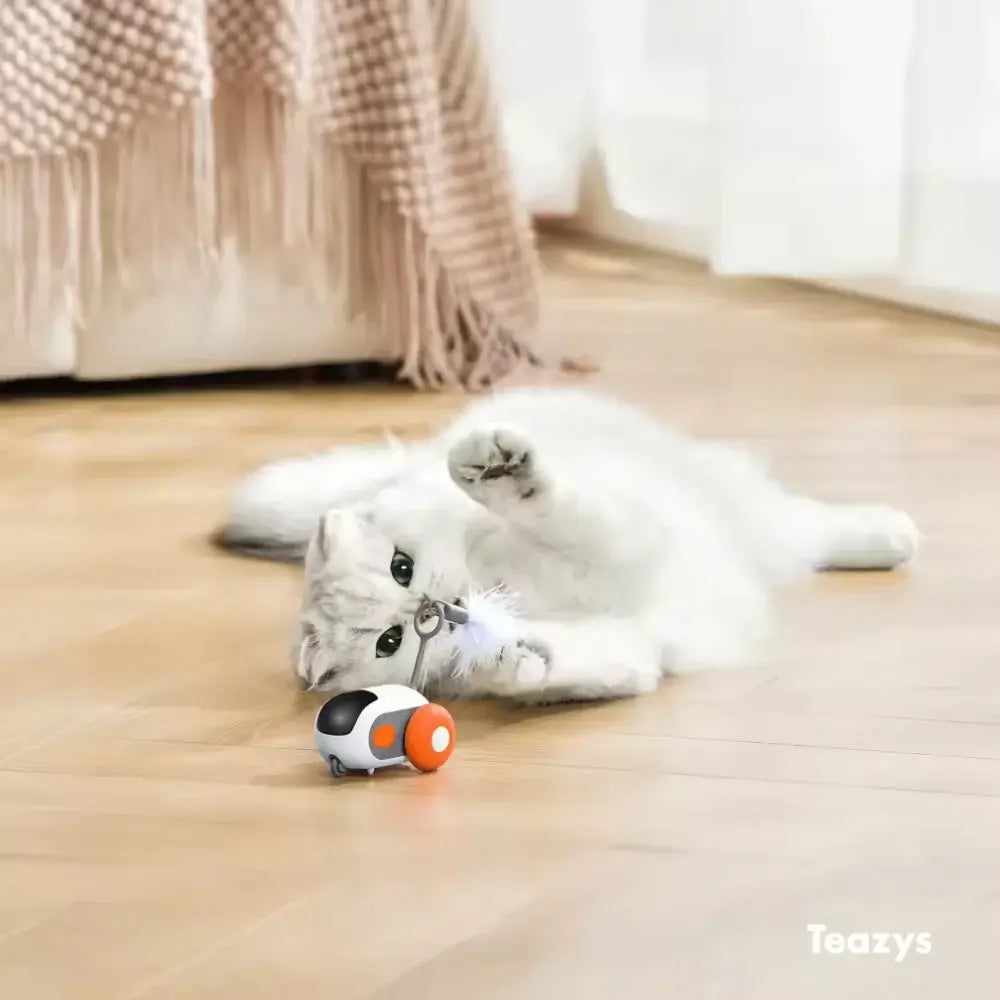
372,723,396,749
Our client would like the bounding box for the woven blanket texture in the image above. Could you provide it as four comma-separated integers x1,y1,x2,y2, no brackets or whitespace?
0,0,541,387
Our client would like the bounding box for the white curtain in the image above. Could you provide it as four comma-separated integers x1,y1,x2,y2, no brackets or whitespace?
477,0,1000,301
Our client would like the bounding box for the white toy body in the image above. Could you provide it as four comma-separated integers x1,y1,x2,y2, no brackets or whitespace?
313,683,455,777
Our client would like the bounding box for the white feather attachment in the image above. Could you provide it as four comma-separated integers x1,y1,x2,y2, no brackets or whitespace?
451,587,520,674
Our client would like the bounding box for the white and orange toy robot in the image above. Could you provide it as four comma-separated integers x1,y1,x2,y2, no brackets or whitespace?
314,684,456,777
313,592,517,778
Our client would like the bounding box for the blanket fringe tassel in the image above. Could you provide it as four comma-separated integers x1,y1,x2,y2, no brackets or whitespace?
0,90,539,389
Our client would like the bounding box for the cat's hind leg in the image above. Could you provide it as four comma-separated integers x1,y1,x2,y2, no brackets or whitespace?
687,442,920,575
782,497,920,571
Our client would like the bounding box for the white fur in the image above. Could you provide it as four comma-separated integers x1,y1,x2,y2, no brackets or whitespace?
224,387,920,703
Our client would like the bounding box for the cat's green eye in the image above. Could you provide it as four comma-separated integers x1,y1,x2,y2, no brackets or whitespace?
390,550,414,586
376,624,404,658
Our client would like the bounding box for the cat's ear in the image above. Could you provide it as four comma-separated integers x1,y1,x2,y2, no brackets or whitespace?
312,506,370,562
311,509,344,563
292,620,320,687
315,512,330,560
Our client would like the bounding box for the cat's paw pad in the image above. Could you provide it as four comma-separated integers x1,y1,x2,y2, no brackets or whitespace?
512,650,548,689
448,427,539,501
486,643,549,694
468,642,548,697
512,639,551,686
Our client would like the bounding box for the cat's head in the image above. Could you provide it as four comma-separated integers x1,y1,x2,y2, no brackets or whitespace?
293,494,468,693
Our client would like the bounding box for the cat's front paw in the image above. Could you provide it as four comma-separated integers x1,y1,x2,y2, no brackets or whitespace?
479,641,550,696
510,640,551,688
448,427,541,507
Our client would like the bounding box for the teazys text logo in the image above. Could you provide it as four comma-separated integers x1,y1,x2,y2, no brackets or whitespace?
807,924,932,962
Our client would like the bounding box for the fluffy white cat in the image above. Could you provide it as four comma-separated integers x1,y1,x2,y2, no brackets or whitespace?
222,387,919,703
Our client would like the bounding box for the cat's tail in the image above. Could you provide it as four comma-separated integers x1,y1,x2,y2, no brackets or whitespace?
215,440,410,563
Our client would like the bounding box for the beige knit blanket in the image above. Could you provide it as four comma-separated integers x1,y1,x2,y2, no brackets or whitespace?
0,0,541,388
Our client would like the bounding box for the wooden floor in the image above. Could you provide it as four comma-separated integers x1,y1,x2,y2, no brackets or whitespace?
2,237,1000,999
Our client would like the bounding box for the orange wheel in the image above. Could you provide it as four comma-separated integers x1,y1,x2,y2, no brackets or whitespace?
404,703,456,772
